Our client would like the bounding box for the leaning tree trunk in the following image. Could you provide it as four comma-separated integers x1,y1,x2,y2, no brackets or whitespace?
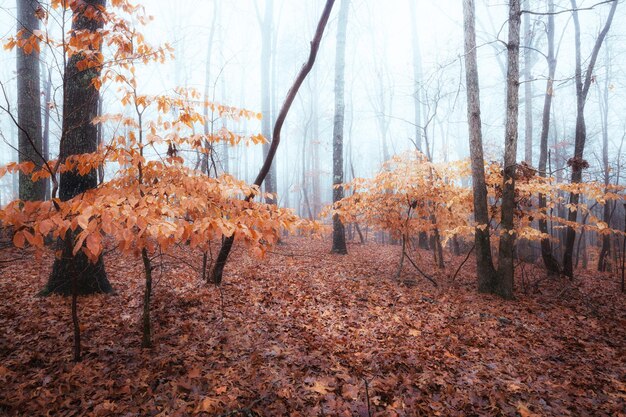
43,0,112,296
211,0,336,285
537,0,561,275
496,0,521,300
462,0,498,293
562,0,617,278
331,0,349,254
16,0,45,202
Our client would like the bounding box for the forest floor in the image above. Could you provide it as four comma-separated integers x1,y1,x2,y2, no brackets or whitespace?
0,237,624,416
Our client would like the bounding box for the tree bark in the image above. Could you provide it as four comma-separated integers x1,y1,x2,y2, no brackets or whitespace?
42,66,51,200
496,0,521,300
43,0,112,296
409,0,423,153
522,0,533,165
16,0,45,202
462,0,498,293
141,248,153,348
537,0,561,276
331,0,349,255
597,46,611,271
562,0,618,278
260,0,277,203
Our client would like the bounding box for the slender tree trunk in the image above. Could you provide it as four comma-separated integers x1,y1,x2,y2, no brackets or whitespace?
409,0,429,250
462,0,497,292
562,0,617,278
622,203,626,292
16,0,45,202
44,0,112,296
201,1,218,176
537,0,561,275
260,0,277,203
522,0,533,165
409,0,422,153
496,0,521,300
42,65,51,200
331,0,349,254
141,248,153,348
311,69,321,217
598,46,612,271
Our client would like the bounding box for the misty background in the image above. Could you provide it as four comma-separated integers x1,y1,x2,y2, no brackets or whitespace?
1,0,625,217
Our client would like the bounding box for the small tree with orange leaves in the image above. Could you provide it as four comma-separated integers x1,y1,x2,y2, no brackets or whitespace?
1,0,312,359
336,152,626,290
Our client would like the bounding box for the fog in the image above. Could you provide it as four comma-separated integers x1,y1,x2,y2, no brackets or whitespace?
1,0,625,215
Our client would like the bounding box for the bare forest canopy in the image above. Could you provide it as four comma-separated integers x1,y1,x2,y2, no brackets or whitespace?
0,0,624,416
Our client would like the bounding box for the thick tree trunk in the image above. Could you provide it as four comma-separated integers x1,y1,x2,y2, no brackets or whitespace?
496,0,521,300
331,0,349,255
43,0,112,296
17,0,45,202
462,0,498,293
537,0,561,276
562,0,617,278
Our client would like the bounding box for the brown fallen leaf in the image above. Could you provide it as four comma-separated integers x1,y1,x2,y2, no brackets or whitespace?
188,367,202,378
341,383,360,400
194,397,220,415
516,401,540,417
309,378,335,395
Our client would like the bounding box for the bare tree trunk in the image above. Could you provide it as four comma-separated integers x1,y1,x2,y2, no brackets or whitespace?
622,203,626,292
331,0,349,254
408,1,429,250
16,0,45,202
597,46,612,271
522,0,533,165
537,0,561,276
141,248,153,348
96,97,104,184
409,0,422,153
42,65,51,200
260,0,277,203
562,0,618,278
462,0,497,293
311,69,321,217
496,0,521,300
201,1,218,176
